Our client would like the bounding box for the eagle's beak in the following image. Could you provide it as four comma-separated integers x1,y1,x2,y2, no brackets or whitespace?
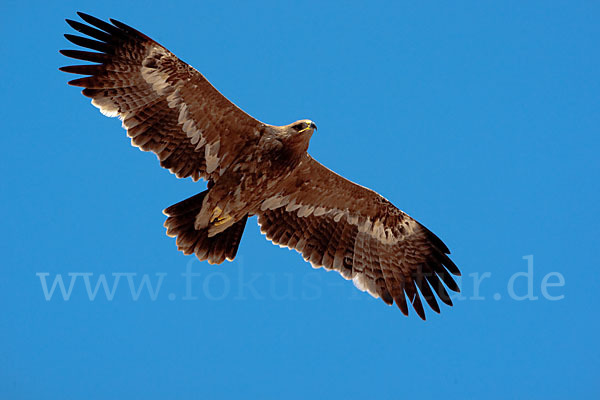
310,122,317,131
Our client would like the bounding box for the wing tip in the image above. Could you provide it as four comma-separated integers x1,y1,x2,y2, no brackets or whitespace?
66,77,87,87
76,11,106,27
65,18,77,27
59,65,85,74
76,11,92,19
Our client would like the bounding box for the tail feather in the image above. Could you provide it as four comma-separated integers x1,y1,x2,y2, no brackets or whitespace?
163,190,248,264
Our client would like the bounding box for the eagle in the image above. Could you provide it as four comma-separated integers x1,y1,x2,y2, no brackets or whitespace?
60,13,460,319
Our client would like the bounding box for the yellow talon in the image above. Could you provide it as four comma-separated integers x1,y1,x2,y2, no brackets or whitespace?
210,206,232,226
213,215,232,226
210,206,223,223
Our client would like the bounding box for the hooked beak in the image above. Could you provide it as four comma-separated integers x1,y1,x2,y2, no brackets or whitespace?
298,121,318,134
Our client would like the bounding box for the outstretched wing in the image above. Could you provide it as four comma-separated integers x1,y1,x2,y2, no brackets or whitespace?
257,155,460,319
60,12,264,181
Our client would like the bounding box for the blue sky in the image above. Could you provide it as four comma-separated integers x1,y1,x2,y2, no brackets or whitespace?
1,0,598,398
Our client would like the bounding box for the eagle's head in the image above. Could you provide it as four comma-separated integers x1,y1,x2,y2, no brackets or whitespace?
290,119,317,134
278,119,317,154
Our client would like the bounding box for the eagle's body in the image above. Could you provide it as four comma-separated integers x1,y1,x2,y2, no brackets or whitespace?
195,122,314,237
61,13,461,319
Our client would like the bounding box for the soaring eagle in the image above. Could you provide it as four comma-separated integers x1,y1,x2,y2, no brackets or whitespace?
60,13,460,319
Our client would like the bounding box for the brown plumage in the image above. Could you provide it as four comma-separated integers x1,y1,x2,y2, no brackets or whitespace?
60,12,461,319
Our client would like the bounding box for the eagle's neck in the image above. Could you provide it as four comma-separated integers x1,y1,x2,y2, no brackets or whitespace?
283,131,311,155
269,134,308,172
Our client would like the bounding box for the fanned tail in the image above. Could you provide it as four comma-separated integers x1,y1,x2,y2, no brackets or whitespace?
163,190,248,264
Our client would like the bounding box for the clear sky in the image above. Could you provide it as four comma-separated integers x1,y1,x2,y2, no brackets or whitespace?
1,1,598,399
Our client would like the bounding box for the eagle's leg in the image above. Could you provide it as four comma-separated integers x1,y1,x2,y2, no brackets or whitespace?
196,172,252,236
209,206,223,223
195,201,235,233
193,190,242,236
209,206,233,227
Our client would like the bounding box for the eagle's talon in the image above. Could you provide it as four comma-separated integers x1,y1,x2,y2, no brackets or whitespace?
210,206,232,226
210,206,223,223
213,215,232,226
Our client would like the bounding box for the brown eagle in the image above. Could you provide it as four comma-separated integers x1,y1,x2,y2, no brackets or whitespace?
60,13,460,319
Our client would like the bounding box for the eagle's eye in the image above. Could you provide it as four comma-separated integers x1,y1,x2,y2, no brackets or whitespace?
292,123,305,131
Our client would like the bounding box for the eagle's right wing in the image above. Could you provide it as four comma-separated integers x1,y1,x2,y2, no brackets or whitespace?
257,155,460,319
60,12,264,181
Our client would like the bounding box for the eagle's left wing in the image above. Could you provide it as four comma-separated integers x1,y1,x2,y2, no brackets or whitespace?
257,155,460,319
60,13,264,182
